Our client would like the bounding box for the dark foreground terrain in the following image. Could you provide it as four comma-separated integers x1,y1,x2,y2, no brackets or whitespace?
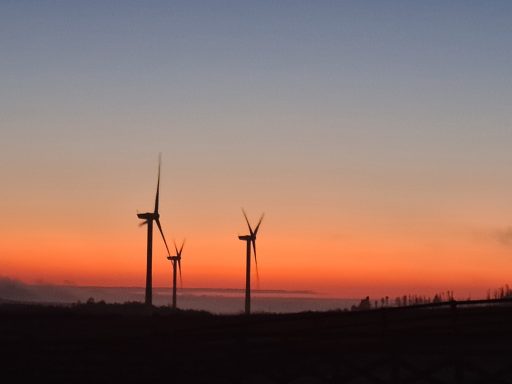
1,301,512,383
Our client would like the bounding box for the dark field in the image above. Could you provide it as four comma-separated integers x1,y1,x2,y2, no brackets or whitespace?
2,302,512,383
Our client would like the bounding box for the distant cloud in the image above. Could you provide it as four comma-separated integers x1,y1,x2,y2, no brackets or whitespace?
494,227,512,246
0,277,77,303
0,277,38,302
0,279,349,312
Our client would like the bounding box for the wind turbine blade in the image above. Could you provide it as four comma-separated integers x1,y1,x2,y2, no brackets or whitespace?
155,219,171,256
178,258,183,288
139,220,148,227
179,239,185,257
253,213,265,236
154,155,161,214
253,240,260,285
173,240,179,256
242,209,254,236
252,238,257,260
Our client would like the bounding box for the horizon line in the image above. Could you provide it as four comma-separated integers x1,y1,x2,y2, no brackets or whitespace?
24,283,319,295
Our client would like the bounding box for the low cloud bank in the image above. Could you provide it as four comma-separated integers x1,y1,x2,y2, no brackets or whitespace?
0,277,356,313
0,277,39,302
0,277,78,303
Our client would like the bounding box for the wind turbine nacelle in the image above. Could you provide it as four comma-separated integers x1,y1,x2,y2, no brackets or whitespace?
238,235,252,241
137,212,158,220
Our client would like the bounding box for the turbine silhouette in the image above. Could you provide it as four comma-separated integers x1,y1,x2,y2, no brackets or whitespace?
167,240,184,310
137,155,171,306
238,209,264,315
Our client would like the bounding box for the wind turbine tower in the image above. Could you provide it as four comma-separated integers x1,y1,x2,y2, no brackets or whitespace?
137,156,171,306
167,240,184,310
238,209,264,315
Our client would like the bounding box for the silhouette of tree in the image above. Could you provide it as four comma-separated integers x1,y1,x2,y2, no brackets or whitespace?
352,296,371,311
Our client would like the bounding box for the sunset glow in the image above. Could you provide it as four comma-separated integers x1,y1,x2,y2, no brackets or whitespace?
2,1,512,300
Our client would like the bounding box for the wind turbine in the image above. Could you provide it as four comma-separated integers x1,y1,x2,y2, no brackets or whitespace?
137,155,171,306
167,240,184,310
238,209,264,315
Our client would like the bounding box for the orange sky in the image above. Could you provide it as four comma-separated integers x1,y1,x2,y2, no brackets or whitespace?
2,180,511,299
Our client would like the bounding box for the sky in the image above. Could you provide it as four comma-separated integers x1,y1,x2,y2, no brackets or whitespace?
1,0,512,299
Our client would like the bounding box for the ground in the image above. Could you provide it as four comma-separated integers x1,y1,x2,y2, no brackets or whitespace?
1,302,512,383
